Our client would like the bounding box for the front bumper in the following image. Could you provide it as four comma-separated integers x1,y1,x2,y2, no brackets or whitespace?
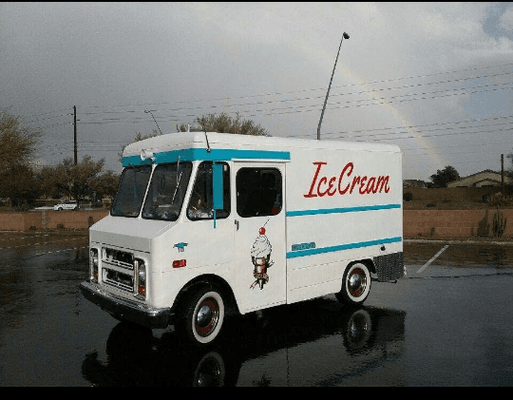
79,281,172,329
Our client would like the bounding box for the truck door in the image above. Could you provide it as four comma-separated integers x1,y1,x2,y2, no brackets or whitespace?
233,162,287,313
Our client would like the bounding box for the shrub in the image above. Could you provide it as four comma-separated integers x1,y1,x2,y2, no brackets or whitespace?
492,208,507,238
486,192,513,207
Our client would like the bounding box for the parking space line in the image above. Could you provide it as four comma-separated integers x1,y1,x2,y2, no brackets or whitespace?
0,236,85,250
29,246,88,259
417,244,450,273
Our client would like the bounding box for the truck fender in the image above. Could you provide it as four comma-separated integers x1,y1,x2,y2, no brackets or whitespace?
173,274,240,316
345,259,375,274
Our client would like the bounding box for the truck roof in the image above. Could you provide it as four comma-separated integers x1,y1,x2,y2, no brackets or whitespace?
123,131,401,161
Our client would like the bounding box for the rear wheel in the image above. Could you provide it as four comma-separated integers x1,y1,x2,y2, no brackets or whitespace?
181,286,225,345
336,262,372,305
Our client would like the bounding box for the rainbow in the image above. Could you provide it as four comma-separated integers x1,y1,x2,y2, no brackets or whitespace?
336,64,450,173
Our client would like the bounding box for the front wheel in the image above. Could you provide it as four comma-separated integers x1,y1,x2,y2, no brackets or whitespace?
336,262,372,305
180,286,225,345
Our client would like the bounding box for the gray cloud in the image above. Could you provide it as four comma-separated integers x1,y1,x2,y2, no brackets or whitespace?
1,2,512,180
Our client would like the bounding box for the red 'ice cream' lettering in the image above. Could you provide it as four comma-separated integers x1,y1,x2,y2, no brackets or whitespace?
303,161,390,198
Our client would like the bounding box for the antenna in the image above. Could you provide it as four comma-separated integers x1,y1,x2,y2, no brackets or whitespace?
317,32,350,141
203,127,211,153
197,116,211,153
144,110,163,135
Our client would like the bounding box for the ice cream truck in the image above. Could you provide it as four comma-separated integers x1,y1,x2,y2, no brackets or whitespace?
80,132,404,345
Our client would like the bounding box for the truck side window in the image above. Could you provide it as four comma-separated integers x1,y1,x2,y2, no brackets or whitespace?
236,168,282,217
188,162,231,220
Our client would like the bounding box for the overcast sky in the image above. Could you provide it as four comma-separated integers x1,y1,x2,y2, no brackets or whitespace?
1,2,513,180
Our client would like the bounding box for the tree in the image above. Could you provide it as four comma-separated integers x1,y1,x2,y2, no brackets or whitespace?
430,165,460,188
0,110,41,207
120,113,270,162
36,166,61,199
0,163,38,208
46,155,106,205
90,170,119,201
118,129,161,162
72,155,106,202
178,112,270,136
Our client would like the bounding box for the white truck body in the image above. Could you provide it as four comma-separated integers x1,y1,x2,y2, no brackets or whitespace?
80,132,403,344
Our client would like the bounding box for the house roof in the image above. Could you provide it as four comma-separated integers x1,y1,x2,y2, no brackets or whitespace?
447,169,512,187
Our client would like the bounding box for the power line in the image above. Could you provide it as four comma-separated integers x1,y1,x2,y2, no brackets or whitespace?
22,107,73,120
24,112,72,125
28,61,513,176
325,114,513,140
74,70,513,122
73,61,513,114
73,80,513,127
18,62,513,131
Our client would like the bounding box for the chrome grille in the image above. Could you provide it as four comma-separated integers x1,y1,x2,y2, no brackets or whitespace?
101,247,135,292
103,248,134,270
103,268,134,292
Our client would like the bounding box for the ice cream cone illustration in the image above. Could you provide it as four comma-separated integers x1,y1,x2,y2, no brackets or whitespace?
250,224,274,290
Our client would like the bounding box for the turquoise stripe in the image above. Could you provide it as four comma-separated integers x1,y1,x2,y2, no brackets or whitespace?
287,236,402,259
286,203,401,217
123,148,290,167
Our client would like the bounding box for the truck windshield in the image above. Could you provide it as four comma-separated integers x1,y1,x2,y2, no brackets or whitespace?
111,166,152,217
142,162,193,221
111,162,193,220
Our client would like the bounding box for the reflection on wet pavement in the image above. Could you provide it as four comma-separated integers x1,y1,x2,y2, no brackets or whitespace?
1,232,513,386
81,300,406,387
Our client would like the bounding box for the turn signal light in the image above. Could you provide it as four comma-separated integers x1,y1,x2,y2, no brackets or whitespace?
135,259,146,299
173,259,187,268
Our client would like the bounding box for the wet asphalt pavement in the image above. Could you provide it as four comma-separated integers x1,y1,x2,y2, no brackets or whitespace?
1,231,512,386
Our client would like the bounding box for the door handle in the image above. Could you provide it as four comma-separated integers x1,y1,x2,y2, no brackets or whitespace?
234,219,240,231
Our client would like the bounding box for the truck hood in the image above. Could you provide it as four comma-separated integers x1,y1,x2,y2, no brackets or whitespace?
89,215,174,253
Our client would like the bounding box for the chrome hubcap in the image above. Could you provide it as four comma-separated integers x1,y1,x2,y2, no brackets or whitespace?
348,268,367,297
195,298,219,337
197,305,213,328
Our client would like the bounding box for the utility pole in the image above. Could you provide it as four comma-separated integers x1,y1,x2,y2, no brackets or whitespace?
73,105,78,205
317,32,350,141
501,154,505,193
73,105,77,165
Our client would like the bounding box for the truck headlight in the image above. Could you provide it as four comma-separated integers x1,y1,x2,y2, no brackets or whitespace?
90,248,99,283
